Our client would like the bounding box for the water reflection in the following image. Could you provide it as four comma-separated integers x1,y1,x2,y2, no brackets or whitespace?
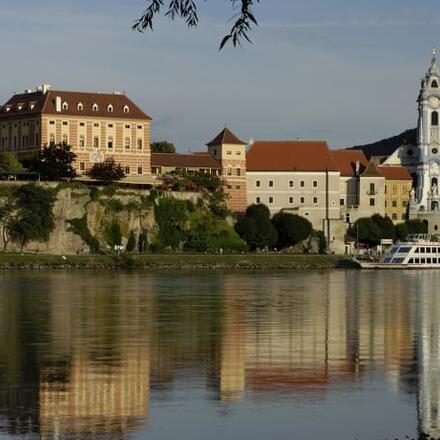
0,271,439,438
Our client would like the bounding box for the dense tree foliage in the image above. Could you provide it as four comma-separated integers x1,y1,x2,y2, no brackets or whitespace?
370,214,395,240
36,143,77,180
235,204,278,251
0,153,24,174
88,158,126,183
134,0,260,49
272,212,312,249
126,230,137,252
395,219,428,240
8,184,56,251
151,141,176,153
104,219,123,248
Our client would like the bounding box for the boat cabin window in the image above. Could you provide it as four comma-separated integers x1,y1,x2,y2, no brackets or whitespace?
427,247,432,253
398,247,411,253
427,258,432,264
415,258,420,264
392,258,404,263
421,258,426,264
415,247,419,253
408,258,414,263
389,247,398,254
421,247,426,253
384,258,392,263
434,258,438,264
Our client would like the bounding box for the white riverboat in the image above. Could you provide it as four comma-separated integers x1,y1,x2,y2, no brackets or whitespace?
358,234,440,269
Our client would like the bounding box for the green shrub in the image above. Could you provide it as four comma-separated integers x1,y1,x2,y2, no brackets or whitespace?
104,219,122,248
272,212,312,249
102,184,117,197
0,152,24,173
102,198,124,212
138,229,149,252
348,217,382,246
89,186,100,201
67,215,100,253
126,230,136,252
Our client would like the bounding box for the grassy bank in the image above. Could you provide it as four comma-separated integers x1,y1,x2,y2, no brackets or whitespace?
0,253,359,271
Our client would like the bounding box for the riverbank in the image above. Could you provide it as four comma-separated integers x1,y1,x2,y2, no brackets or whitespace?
0,253,359,271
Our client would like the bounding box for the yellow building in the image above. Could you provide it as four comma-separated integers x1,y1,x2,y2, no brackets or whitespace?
0,84,152,181
378,165,413,223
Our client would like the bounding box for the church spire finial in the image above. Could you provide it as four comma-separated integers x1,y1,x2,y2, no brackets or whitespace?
432,48,437,64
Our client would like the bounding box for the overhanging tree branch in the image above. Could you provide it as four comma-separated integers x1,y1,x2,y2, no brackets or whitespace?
133,0,260,49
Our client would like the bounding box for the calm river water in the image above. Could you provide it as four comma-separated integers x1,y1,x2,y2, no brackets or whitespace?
0,270,439,439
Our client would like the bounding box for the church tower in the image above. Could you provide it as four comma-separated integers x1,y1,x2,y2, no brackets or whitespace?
411,49,440,212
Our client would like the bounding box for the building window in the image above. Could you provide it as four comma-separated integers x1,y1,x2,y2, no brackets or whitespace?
79,162,85,172
256,180,261,188
63,121,68,126
213,149,217,156
125,165,130,174
289,197,294,204
94,137,99,148
289,180,294,188
62,135,68,144
313,180,318,188
49,134,55,144
49,120,55,125
369,183,376,194
137,125,142,129
108,137,113,149
108,124,114,128
432,80,439,88
123,105,129,113
92,103,98,112
227,168,232,176
137,139,143,149
345,213,351,223
340,198,345,206
94,123,99,128
77,103,83,111
62,102,68,110
370,198,375,206
300,197,305,204
256,197,261,204
107,104,113,112
35,134,39,145
79,122,85,127
137,165,143,175
313,197,318,204
236,151,241,155
124,138,130,150
402,200,407,207
227,151,232,155
152,167,162,175
269,180,274,187
236,185,240,190
269,197,274,204
236,168,241,176
392,213,397,220
79,135,85,149
300,180,305,188
392,200,397,207
125,124,130,129
432,111,439,126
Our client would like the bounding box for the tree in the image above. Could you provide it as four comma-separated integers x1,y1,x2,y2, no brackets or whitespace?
0,153,24,174
235,203,278,251
126,230,137,252
134,0,260,49
104,219,122,248
151,141,176,153
88,158,126,183
36,143,77,180
348,217,382,247
371,214,395,241
396,219,428,240
272,212,312,249
8,184,56,251
138,229,149,252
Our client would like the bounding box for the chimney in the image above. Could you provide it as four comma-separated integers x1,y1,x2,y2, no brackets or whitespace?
55,96,62,112
355,160,360,175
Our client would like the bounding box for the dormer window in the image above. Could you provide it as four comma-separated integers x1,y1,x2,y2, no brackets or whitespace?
107,104,113,112
92,103,98,112
77,102,84,111
29,102,36,110
62,101,68,110
123,105,129,113
5,106,11,112
17,103,24,111
432,80,439,88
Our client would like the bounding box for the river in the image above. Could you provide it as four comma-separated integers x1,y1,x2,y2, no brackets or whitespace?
0,270,437,439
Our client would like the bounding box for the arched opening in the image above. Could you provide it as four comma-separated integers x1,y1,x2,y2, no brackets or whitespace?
432,80,439,88
432,177,438,187
432,201,439,211
432,111,439,126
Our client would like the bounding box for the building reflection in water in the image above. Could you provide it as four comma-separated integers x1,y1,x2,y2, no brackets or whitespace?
1,271,440,438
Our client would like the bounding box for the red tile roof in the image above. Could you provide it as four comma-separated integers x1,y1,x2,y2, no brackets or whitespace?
378,165,412,180
246,140,339,172
206,127,246,146
0,89,151,120
330,149,369,177
151,153,221,168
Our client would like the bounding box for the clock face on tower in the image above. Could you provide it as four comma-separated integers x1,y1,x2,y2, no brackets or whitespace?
429,96,440,109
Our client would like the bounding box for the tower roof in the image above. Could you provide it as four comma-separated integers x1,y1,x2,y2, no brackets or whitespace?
206,127,246,146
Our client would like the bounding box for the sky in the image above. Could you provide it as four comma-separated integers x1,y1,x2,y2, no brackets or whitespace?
0,0,439,151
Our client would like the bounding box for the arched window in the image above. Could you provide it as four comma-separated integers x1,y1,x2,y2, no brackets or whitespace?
137,139,143,149
62,135,68,145
432,80,439,88
432,177,438,187
108,137,113,149
49,134,55,144
124,137,130,150
62,101,68,110
93,136,99,148
432,111,439,126
123,105,129,113
79,135,85,149
107,104,113,112
77,102,84,111
92,103,98,112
